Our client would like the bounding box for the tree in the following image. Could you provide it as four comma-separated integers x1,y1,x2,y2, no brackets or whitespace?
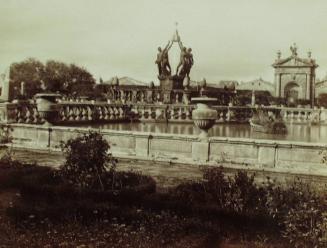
10,58,45,98
66,64,95,96
9,58,96,98
43,60,70,93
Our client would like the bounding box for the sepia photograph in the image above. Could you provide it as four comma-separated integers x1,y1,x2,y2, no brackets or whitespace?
0,0,327,247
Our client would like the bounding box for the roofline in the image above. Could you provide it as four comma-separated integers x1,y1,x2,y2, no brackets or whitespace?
272,64,319,68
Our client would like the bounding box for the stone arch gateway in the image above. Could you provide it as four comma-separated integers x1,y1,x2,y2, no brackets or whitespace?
272,44,318,107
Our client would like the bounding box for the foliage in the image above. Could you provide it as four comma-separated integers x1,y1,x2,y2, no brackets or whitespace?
264,177,327,247
171,167,327,247
282,196,326,248
320,149,327,165
10,58,95,98
10,58,45,98
0,125,13,144
60,131,117,190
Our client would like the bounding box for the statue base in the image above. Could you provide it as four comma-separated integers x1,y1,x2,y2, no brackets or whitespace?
159,75,183,91
159,75,184,104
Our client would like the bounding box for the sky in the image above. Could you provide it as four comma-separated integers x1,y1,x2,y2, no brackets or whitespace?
1,0,327,85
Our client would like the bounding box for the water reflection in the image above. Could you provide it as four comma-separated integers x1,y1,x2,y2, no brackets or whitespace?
83,122,327,143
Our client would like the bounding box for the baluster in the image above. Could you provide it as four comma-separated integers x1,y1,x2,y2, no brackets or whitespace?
283,110,288,121
297,111,302,122
103,106,109,120
81,107,87,121
112,107,118,120
289,111,294,122
138,107,144,121
16,107,23,123
87,106,93,121
178,107,182,120
33,107,40,124
59,106,65,121
185,108,190,121
108,107,114,120
304,111,308,122
75,107,81,121
97,106,102,120
25,107,32,123
69,107,75,121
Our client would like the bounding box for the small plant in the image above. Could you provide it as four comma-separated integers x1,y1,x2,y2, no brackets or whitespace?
0,125,13,144
60,131,117,190
320,149,327,165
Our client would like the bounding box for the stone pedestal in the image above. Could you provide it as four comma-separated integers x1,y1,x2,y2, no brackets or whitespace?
0,69,11,102
159,76,183,104
192,141,209,161
163,91,172,104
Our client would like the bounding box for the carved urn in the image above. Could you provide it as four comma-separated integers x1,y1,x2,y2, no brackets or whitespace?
35,93,61,126
191,96,217,140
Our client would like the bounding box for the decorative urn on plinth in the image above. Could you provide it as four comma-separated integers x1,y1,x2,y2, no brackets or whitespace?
35,93,61,126
191,96,217,140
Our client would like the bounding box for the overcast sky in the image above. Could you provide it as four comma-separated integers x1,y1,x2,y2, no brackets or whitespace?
1,0,327,84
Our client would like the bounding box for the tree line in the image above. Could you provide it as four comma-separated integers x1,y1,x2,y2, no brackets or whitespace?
9,58,96,99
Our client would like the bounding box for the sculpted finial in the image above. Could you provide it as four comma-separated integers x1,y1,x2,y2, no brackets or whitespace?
290,43,298,56
277,50,281,59
172,22,180,42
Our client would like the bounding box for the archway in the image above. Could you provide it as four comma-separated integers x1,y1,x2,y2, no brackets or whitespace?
284,81,300,106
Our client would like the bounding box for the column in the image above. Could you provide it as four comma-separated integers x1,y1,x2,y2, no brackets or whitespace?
0,69,11,102
306,73,311,101
275,73,281,98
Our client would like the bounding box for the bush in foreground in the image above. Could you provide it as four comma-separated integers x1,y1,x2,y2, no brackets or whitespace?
169,167,327,247
60,131,117,190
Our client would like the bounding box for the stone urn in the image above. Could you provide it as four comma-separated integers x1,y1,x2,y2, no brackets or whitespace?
35,93,61,126
191,96,217,140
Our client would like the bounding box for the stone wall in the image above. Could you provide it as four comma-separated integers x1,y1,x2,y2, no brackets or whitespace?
7,124,327,177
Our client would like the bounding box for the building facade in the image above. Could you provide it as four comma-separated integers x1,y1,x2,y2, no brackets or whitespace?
236,78,274,95
272,44,318,106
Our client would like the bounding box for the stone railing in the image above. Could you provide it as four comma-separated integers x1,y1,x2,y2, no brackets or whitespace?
129,104,254,123
278,107,326,124
100,87,193,105
58,102,129,123
1,100,326,125
0,101,130,125
130,103,193,122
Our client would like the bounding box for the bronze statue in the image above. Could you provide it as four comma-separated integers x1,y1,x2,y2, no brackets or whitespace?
156,41,173,77
156,28,194,79
176,38,193,78
176,39,188,76
184,48,193,78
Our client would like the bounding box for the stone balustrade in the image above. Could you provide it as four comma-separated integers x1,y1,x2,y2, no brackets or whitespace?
278,107,326,124
99,87,192,105
0,101,130,125
57,102,129,123
0,100,326,125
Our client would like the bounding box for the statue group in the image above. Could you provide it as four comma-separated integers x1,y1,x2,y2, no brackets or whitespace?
155,34,193,79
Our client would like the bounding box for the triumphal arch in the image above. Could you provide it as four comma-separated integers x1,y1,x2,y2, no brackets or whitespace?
272,44,318,107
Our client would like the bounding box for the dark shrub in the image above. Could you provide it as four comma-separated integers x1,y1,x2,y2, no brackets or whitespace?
60,131,117,190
